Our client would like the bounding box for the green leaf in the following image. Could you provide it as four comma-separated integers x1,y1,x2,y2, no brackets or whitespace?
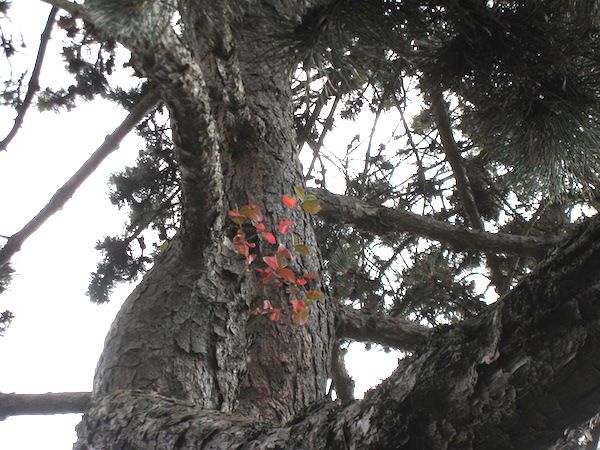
306,290,324,300
301,199,322,215
227,210,246,225
294,244,310,255
292,309,309,325
294,185,305,200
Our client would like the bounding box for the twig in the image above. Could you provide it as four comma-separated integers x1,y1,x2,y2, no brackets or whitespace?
0,8,58,151
0,88,162,268
429,87,507,292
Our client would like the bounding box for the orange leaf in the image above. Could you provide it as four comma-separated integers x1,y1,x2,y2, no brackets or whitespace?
303,272,317,279
240,205,263,222
268,311,280,321
278,218,294,234
282,195,297,207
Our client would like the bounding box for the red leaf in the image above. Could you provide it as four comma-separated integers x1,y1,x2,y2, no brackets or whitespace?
228,210,246,225
253,300,281,321
282,195,297,207
301,199,322,215
303,272,317,279
262,300,274,310
255,223,265,232
277,244,294,261
263,255,279,271
246,254,257,265
240,204,264,222
259,268,276,283
296,278,307,286
262,232,276,244
278,218,294,234
277,268,296,283
233,230,254,257
290,299,306,313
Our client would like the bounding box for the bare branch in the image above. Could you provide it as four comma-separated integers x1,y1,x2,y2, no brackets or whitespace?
430,88,507,290
330,344,354,403
0,88,162,268
39,0,87,19
0,392,91,420
0,8,58,151
310,188,559,260
337,306,431,351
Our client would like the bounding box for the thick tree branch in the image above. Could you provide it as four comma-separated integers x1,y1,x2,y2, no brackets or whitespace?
0,8,58,151
76,215,600,448
0,392,91,420
430,88,507,291
309,188,558,259
0,88,161,268
337,306,431,351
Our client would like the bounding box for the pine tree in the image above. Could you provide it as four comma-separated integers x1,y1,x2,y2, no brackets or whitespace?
2,0,600,447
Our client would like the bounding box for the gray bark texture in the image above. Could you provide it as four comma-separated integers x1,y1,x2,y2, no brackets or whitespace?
86,1,334,429
75,215,600,449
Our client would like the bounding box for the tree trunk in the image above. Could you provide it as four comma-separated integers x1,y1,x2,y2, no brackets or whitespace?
76,213,600,449
71,2,600,449
84,8,334,430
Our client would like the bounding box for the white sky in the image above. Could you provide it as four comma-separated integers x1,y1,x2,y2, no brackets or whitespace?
0,3,401,448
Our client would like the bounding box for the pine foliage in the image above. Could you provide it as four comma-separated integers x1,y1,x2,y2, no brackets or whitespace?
3,0,600,339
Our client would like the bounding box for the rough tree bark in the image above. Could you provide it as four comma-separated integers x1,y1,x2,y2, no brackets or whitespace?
82,3,335,433
74,215,600,449
27,1,600,448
